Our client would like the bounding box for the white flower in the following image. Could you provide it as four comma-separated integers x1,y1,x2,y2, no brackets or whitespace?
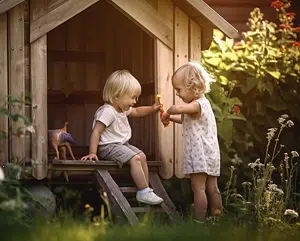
284,209,299,218
266,128,277,141
26,125,35,133
291,151,299,158
278,117,285,125
286,120,294,127
0,166,4,181
242,181,252,187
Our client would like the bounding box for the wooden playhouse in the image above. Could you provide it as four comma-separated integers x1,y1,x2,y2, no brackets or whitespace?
0,0,238,224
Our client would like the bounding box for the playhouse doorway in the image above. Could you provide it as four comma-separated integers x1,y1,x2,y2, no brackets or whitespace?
47,1,156,160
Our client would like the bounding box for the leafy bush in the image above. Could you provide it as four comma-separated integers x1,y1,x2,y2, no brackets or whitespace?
203,0,300,169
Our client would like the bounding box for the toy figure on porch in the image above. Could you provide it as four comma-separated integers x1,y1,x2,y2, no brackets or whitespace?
48,122,76,160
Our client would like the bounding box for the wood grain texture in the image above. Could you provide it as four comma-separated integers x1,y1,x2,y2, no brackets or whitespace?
185,0,239,39
0,0,25,14
189,19,201,63
154,39,174,179
94,169,139,226
109,0,173,49
174,7,188,179
0,13,8,166
31,35,48,180
30,0,99,42
9,4,25,164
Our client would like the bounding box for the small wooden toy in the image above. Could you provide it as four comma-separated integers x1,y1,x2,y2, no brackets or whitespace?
48,122,76,160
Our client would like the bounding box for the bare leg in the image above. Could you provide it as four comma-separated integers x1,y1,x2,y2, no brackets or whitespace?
191,173,208,221
52,144,60,160
65,143,76,160
138,152,149,184
128,155,148,190
60,146,67,160
206,176,223,216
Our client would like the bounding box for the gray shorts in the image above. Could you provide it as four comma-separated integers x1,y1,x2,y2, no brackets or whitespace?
98,142,142,167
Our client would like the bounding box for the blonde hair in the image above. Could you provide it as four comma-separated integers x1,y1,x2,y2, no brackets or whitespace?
172,62,214,97
103,70,141,104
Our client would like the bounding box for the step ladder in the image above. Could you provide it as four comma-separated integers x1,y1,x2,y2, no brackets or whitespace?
94,169,181,225
50,159,181,225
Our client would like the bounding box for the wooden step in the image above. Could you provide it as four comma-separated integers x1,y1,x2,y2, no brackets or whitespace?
132,206,163,213
94,169,181,226
119,186,137,193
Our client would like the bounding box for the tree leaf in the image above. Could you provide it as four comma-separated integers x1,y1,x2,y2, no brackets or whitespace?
219,75,229,85
217,119,233,142
266,70,281,79
204,58,221,67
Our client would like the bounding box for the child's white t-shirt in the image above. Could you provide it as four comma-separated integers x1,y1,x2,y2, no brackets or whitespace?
93,104,132,145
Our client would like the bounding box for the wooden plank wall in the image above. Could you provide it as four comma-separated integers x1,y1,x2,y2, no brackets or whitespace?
204,0,275,33
8,3,25,164
155,40,174,179
47,1,156,159
24,0,30,164
0,12,8,167
174,7,188,179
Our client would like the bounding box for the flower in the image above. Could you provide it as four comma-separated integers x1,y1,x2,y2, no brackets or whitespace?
0,166,4,181
286,120,294,127
289,42,300,47
242,181,252,187
266,128,277,141
285,12,296,17
293,27,300,32
285,12,296,19
233,105,241,115
213,209,222,216
271,0,283,9
291,151,299,158
284,209,299,218
280,24,292,29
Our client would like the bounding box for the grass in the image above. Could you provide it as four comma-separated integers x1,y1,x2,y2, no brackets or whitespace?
1,213,300,241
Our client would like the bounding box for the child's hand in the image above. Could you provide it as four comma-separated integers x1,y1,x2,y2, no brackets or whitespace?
81,153,99,161
161,112,170,126
152,100,161,112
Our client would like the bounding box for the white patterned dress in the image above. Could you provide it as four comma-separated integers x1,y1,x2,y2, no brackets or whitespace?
182,97,220,176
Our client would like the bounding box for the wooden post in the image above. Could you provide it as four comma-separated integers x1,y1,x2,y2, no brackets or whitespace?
174,7,188,179
31,35,48,180
9,3,25,164
154,39,174,179
0,13,8,166
189,19,201,63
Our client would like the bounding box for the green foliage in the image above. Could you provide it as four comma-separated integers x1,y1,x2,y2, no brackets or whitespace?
0,95,33,140
224,115,300,228
0,164,45,226
202,0,300,167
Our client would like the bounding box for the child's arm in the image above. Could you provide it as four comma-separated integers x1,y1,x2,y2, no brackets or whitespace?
170,115,182,124
161,102,200,125
167,102,200,115
129,103,160,117
81,121,106,161
161,113,182,124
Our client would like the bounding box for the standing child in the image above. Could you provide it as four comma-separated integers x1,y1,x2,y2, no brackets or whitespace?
161,62,222,222
81,70,163,205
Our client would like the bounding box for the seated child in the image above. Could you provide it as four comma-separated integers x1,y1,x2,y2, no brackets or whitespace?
81,70,164,205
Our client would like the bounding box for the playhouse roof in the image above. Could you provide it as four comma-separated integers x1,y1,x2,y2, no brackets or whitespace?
0,0,239,40
175,0,239,39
